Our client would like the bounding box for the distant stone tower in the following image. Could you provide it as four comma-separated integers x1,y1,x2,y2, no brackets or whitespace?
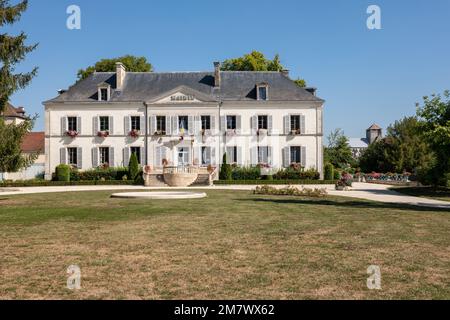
366,124,383,144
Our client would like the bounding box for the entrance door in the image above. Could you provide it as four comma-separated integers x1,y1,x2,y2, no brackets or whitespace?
177,147,190,166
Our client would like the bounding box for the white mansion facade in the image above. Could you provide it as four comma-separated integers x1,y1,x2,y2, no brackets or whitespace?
43,62,325,180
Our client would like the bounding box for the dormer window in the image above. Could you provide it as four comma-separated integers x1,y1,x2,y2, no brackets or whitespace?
257,84,269,101
98,84,110,102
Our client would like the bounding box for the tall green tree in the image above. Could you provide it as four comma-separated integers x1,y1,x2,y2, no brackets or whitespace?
0,0,38,112
324,129,353,169
359,117,434,174
0,0,38,173
416,91,450,185
0,117,37,173
221,51,307,88
77,55,153,80
221,51,284,71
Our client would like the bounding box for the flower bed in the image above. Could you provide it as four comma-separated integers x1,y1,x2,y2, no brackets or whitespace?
254,185,328,197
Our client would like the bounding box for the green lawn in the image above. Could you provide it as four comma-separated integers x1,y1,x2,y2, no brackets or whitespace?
0,190,449,300
394,187,450,202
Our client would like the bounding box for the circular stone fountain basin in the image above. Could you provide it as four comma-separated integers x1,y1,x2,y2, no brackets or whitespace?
111,191,207,200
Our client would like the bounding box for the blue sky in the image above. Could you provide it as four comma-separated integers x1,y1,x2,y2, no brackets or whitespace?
6,0,450,138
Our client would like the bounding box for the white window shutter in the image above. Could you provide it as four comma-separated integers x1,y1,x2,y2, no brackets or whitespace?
172,116,179,135
165,116,172,135
210,147,216,165
283,147,290,168
188,116,195,135
301,146,306,168
236,116,242,134
186,147,191,164
268,115,273,135
268,146,273,165
301,115,306,134
194,116,201,134
251,146,258,166
251,115,258,132
221,116,227,132
284,115,290,135
109,147,115,167
140,116,145,134
226,147,232,163
149,115,156,135
92,147,99,168
61,117,67,135
77,148,83,169
210,115,216,133
60,148,66,164
124,116,130,135
123,147,130,167
93,116,99,134
109,116,114,134
140,147,145,166
237,146,243,165
77,117,82,134
155,146,161,167
193,146,200,166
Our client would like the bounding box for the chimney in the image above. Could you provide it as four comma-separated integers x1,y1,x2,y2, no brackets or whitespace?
116,62,126,90
17,107,25,114
281,69,290,77
214,62,221,88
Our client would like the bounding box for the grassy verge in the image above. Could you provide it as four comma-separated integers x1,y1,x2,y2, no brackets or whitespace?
393,186,450,202
0,190,448,299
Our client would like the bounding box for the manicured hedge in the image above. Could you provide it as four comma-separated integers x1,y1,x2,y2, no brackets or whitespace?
214,180,336,185
0,180,138,188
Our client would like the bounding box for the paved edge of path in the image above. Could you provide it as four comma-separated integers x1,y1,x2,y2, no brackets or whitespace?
1,183,449,210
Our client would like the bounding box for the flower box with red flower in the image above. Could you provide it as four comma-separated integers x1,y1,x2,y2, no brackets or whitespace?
97,131,109,138
154,130,166,136
290,129,301,135
129,129,140,138
66,130,79,138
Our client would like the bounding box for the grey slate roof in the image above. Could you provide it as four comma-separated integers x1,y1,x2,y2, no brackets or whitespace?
46,71,323,103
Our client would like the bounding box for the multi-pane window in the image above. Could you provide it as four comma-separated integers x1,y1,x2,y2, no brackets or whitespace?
290,146,301,164
67,148,78,166
100,88,108,101
99,147,109,165
227,146,237,164
131,116,141,131
227,116,236,130
130,147,141,164
178,116,189,131
258,86,268,101
156,116,166,134
99,116,109,132
291,115,301,132
258,146,269,164
178,147,190,166
201,116,211,130
258,115,268,130
68,117,77,132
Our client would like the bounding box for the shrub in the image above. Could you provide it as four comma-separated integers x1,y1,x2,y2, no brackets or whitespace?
274,167,320,180
333,170,341,180
128,153,140,181
231,166,261,180
219,153,232,180
55,164,71,182
324,163,334,181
